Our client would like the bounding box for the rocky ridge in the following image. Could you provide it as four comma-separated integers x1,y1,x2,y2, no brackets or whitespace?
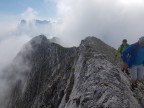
3,35,144,108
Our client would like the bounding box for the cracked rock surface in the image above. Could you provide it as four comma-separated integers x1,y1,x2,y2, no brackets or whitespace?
4,35,144,108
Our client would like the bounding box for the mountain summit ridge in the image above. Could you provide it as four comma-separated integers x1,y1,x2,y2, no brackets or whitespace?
3,35,144,108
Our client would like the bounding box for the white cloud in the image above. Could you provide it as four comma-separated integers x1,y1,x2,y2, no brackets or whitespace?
1,0,144,51
1,0,144,73
0,14,19,39
1,0,144,70
44,0,58,3
0,7,53,74
0,8,38,103
0,35,31,72
0,9,33,107
0,7,49,37
50,0,144,48
119,0,143,5
21,7,39,22
0,35,31,107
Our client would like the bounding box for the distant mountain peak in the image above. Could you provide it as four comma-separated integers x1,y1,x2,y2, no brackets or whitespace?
19,19,50,25
20,19,27,25
32,34,48,41
35,19,50,25
81,36,103,46
30,35,49,46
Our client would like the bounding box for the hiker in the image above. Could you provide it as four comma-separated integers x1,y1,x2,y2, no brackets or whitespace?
122,36,144,90
115,39,129,74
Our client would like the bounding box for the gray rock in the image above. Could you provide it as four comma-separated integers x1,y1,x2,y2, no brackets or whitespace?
5,35,144,108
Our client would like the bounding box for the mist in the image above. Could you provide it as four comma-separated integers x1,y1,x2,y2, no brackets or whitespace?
51,0,144,47
1,0,144,107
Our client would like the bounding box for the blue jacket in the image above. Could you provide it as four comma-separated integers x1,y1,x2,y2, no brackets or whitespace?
122,42,144,68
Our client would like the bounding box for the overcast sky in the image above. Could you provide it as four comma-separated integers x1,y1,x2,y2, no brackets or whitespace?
0,0,144,70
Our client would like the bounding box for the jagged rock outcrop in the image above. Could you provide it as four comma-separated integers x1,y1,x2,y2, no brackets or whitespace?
5,35,77,108
5,35,144,108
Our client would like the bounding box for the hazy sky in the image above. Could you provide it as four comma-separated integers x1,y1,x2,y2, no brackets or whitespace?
1,0,144,45
0,0,144,71
0,0,56,18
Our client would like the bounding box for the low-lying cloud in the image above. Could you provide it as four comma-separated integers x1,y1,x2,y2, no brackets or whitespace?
0,7,54,107
0,34,31,108
50,0,144,47
0,36,31,71
2,0,144,50
0,0,144,78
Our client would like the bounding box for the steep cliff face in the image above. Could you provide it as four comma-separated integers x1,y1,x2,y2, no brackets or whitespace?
6,35,144,108
6,35,77,108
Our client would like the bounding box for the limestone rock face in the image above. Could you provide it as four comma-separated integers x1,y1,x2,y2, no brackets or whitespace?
6,35,144,108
